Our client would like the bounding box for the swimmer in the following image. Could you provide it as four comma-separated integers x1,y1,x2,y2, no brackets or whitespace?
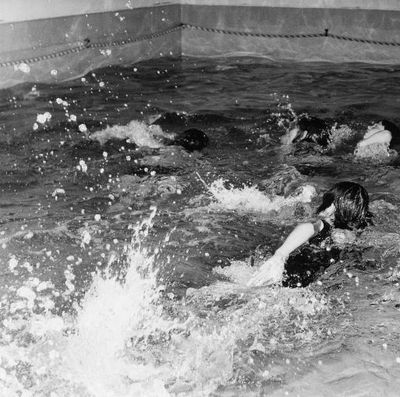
149,113,209,152
168,128,209,152
282,116,400,160
76,119,209,156
280,115,332,147
354,119,400,157
248,181,372,287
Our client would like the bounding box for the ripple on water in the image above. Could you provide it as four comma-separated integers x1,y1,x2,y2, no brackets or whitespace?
1,58,400,396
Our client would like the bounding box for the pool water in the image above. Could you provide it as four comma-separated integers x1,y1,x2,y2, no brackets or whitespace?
1,57,400,396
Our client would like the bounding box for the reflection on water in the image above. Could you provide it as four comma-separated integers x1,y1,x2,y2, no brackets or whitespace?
1,58,400,396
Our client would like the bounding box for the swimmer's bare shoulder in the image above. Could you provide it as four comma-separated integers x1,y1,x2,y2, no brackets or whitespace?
312,218,357,245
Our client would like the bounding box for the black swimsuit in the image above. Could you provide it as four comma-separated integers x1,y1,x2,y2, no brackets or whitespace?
283,220,341,288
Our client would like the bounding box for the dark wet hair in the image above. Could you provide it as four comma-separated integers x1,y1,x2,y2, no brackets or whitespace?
317,181,372,230
380,120,400,136
379,120,400,149
297,116,331,147
170,128,209,152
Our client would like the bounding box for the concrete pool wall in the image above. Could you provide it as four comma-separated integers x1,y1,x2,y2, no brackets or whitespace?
1,0,400,88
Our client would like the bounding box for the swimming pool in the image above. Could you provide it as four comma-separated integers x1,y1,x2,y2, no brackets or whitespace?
1,57,400,396
3,0,400,89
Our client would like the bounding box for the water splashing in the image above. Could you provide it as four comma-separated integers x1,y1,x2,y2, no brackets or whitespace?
207,178,316,213
64,206,172,396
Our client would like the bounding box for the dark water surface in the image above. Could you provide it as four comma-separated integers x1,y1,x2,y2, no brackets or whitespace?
1,57,400,396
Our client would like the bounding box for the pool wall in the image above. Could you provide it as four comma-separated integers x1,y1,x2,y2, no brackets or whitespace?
181,4,400,63
1,0,400,89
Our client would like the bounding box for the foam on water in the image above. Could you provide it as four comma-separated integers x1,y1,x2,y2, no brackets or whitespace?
207,178,316,214
4,58,400,397
328,124,355,150
0,208,170,397
0,206,332,397
89,120,170,148
62,206,175,396
354,142,398,162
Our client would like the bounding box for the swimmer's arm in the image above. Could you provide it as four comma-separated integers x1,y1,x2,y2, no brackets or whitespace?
274,220,323,260
280,128,300,145
247,221,323,286
358,129,392,147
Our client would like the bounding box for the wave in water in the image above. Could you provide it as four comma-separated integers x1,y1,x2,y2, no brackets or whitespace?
0,206,332,397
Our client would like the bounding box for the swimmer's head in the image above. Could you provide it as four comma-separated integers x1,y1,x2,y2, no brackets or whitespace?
376,120,399,136
317,181,372,230
171,128,209,152
365,119,399,139
358,119,399,151
281,116,330,147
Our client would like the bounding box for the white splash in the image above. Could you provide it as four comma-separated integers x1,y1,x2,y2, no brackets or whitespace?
328,124,355,149
207,178,316,213
354,142,397,162
36,112,52,125
15,63,30,74
0,205,331,397
89,120,171,148
64,253,166,396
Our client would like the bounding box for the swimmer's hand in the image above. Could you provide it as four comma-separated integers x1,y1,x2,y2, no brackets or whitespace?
280,127,299,145
247,251,286,287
